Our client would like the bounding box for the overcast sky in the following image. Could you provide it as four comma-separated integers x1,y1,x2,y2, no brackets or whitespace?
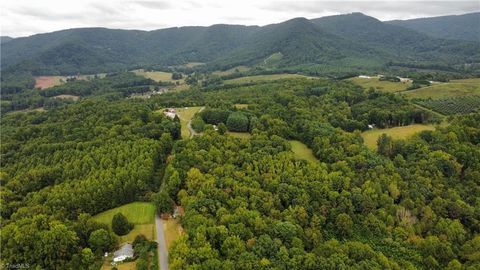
1,0,479,37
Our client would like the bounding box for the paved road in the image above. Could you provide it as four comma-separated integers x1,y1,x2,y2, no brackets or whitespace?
155,215,168,270
186,106,205,138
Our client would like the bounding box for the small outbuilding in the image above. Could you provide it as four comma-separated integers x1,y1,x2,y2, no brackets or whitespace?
113,243,134,263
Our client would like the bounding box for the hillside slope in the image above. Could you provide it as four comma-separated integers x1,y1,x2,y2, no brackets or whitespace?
387,12,480,41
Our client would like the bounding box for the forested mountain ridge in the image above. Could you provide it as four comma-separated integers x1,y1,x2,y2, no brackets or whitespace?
2,13,479,76
387,12,480,42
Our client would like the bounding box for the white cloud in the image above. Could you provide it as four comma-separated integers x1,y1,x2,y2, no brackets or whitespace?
1,0,478,37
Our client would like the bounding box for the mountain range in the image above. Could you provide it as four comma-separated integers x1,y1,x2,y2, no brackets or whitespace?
1,12,479,76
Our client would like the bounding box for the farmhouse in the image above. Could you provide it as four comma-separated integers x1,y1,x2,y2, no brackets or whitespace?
358,75,371,79
112,243,134,263
163,108,177,119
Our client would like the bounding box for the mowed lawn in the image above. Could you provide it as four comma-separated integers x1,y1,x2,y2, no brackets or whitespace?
361,124,436,149
289,140,317,162
175,107,204,139
92,202,156,244
348,77,411,93
163,219,184,249
403,78,480,99
224,74,314,84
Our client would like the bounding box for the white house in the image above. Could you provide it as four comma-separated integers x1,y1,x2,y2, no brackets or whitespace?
358,75,371,79
113,243,134,263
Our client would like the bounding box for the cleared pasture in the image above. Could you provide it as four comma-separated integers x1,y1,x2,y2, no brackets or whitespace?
348,77,411,93
224,74,314,84
403,78,480,99
361,124,436,149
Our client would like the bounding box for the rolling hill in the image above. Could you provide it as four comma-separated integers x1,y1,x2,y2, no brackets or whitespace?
1,13,479,75
387,12,480,41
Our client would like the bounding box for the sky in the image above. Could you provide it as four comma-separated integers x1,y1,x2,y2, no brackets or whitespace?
1,0,479,37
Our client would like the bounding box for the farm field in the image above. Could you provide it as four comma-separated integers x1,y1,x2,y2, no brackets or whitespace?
361,124,436,149
224,74,314,84
416,96,480,115
163,219,183,249
34,76,67,89
348,76,411,93
92,202,156,244
174,107,204,139
289,140,317,162
403,78,480,99
132,69,182,82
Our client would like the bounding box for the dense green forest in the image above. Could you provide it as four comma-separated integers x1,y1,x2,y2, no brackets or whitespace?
0,97,180,268
1,71,479,269
154,79,480,269
2,13,479,77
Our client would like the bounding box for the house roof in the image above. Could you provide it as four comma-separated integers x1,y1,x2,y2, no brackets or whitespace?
113,243,134,259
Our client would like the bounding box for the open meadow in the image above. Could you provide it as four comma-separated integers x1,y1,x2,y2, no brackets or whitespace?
403,78,480,99
361,124,436,149
224,74,314,84
348,76,411,93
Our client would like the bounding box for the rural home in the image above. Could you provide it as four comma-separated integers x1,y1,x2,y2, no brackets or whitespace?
163,108,177,119
112,243,134,263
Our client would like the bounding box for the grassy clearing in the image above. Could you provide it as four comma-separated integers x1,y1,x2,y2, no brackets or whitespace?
213,66,250,76
403,78,480,99
348,77,411,93
227,132,252,139
92,202,156,244
174,107,203,139
183,62,205,68
35,76,66,89
224,74,314,84
361,124,436,149
164,219,184,250
133,69,182,83
289,140,317,162
234,104,249,109
53,94,80,101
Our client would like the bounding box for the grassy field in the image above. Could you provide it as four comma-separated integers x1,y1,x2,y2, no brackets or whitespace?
174,107,203,139
289,140,317,162
227,132,252,139
92,202,156,244
35,76,66,89
101,260,136,270
164,219,183,249
403,78,480,99
224,74,314,84
348,77,411,93
183,62,205,68
213,66,250,76
361,124,436,149
53,94,80,101
133,69,182,82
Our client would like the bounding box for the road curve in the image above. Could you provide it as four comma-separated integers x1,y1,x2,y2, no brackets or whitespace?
155,214,169,270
